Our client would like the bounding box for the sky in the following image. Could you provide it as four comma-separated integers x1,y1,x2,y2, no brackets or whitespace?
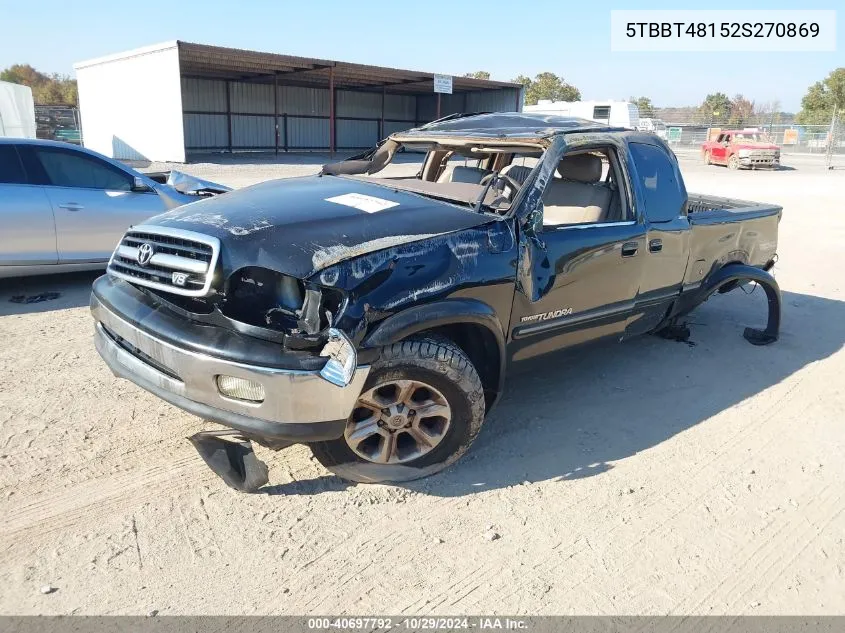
1,0,842,112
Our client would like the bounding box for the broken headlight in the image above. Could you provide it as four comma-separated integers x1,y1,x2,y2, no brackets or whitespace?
319,329,357,386
222,267,344,335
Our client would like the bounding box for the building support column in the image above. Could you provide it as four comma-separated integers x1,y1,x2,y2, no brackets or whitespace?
274,72,279,155
380,86,386,140
436,92,442,120
226,80,232,153
328,66,336,155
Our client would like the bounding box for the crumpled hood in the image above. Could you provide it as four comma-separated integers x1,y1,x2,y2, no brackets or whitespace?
145,175,491,280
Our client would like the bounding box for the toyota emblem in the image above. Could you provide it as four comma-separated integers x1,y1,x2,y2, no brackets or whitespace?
137,243,154,266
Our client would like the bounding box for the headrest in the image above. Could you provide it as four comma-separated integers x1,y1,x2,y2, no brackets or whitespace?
500,164,533,184
449,165,490,184
557,154,602,183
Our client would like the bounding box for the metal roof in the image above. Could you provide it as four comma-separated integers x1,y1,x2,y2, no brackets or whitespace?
176,41,522,94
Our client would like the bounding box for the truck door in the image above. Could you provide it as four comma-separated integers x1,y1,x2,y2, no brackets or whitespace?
509,138,646,361
625,140,691,336
712,133,729,164
0,144,57,267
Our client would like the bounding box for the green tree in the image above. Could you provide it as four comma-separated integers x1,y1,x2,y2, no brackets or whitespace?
796,80,835,124
0,63,78,105
629,96,654,117
513,72,580,106
796,69,845,125
824,68,845,110
463,71,490,80
698,92,732,125
729,94,755,126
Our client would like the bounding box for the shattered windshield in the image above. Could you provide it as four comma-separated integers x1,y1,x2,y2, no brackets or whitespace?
733,133,772,143
321,139,546,213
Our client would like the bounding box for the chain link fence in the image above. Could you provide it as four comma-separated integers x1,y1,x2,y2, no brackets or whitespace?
660,120,844,157
34,105,82,145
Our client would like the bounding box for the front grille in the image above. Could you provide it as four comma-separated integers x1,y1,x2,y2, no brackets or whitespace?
107,225,221,297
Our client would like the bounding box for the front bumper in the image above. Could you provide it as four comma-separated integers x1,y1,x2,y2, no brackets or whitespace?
91,282,369,443
739,155,779,167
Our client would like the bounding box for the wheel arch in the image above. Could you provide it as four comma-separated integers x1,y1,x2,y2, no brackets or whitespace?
683,262,781,345
361,298,507,412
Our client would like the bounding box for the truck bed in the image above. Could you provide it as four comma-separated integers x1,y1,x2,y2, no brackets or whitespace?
684,193,782,288
687,193,782,222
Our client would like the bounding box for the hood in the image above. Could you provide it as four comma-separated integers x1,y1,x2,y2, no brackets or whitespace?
145,175,492,279
734,142,780,151
145,171,232,210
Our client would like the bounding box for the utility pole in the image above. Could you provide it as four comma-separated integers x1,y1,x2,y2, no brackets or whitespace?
825,105,838,170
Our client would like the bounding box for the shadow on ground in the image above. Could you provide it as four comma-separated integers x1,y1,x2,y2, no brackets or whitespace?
262,287,845,497
0,271,101,316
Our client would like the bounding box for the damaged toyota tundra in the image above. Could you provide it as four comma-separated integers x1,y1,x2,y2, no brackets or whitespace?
90,113,783,492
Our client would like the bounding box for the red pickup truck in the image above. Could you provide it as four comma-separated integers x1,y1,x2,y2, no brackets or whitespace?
702,130,781,170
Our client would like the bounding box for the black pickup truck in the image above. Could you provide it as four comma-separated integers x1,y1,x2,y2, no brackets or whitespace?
90,113,782,492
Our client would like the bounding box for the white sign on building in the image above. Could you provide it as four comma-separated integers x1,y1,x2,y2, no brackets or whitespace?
433,74,453,94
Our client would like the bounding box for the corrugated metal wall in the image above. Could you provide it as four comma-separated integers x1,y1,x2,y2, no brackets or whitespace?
466,88,521,113
417,89,522,121
181,78,519,154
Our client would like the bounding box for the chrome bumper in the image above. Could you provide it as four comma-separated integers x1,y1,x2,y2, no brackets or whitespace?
91,297,369,440
740,156,779,166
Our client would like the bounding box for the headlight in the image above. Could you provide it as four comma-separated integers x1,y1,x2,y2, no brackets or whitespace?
319,329,356,386
738,149,751,158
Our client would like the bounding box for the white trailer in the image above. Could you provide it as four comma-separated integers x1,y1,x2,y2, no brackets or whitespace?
523,99,639,129
0,81,36,138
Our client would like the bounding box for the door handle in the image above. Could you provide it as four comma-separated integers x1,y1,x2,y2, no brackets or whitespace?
649,238,663,253
621,241,639,257
58,202,84,211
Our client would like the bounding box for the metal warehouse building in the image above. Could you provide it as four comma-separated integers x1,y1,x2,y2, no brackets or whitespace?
74,41,522,163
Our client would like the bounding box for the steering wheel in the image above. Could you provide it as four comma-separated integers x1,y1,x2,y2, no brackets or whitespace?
479,173,522,192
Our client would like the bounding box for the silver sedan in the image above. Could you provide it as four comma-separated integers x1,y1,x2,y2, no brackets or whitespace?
0,138,229,278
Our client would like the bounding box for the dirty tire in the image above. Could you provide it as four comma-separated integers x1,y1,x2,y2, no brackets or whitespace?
703,151,711,165
310,337,486,484
728,154,740,170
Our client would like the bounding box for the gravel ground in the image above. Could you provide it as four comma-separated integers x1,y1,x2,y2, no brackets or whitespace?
0,153,843,615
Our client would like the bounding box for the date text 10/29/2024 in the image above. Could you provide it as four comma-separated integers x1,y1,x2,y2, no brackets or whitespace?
307,617,528,630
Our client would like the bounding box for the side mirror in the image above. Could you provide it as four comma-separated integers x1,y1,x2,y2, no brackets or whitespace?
131,176,154,192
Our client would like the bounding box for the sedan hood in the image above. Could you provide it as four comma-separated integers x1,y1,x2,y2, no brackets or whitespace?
146,175,492,279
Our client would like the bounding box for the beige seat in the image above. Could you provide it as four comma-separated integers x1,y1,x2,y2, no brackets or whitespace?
543,154,612,226
436,165,492,184
500,164,534,184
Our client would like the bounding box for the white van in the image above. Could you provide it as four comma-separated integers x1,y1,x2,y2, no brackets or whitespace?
637,117,668,140
523,100,639,129
0,81,36,139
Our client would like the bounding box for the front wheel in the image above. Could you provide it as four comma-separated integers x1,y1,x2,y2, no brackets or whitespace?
310,337,486,483
728,154,740,170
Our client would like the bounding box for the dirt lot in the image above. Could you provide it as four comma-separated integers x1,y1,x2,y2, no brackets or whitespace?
1,153,843,615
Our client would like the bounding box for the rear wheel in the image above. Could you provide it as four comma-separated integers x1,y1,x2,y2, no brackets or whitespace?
310,337,486,483
728,154,740,170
